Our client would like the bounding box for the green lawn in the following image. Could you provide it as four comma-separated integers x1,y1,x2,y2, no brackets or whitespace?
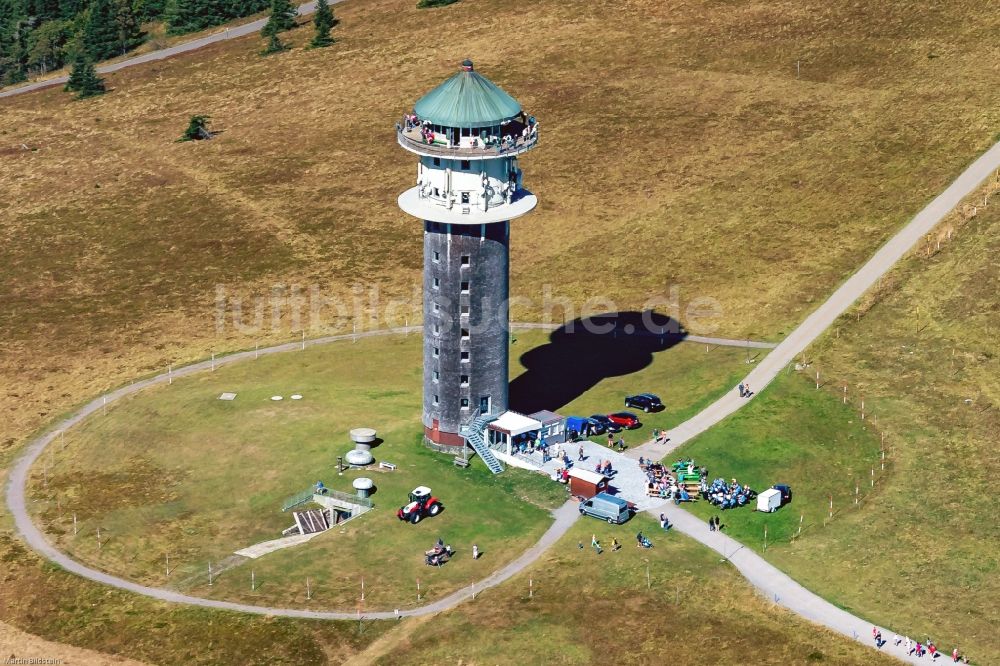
371,515,895,665
27,329,749,610
672,370,884,549
510,329,756,447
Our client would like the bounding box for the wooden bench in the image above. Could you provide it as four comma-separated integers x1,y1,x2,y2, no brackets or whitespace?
379,461,396,471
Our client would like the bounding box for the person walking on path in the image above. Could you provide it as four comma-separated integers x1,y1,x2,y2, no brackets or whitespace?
708,516,715,531
744,383,752,397
578,444,584,461
591,534,602,554
713,516,721,531
738,383,745,397
472,544,479,560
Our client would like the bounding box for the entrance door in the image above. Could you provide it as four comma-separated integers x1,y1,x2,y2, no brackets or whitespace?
479,396,490,415
452,127,460,145
431,418,440,440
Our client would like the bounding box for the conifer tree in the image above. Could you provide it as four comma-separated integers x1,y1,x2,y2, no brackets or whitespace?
81,0,140,60
64,51,105,98
259,30,286,55
260,0,296,37
309,0,333,48
165,0,225,35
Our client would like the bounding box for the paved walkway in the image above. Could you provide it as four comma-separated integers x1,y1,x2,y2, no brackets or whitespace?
0,1,336,100
633,138,1000,462
537,439,660,510
5,130,998,652
650,503,927,664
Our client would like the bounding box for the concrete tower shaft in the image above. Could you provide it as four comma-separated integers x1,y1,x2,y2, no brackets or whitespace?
396,60,538,448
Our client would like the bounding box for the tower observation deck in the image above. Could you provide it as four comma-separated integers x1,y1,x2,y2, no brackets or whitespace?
397,59,539,448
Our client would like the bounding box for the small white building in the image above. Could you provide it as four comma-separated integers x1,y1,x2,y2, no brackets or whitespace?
486,411,543,456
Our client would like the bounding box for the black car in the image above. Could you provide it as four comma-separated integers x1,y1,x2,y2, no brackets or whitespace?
589,414,622,433
624,393,664,413
773,484,793,506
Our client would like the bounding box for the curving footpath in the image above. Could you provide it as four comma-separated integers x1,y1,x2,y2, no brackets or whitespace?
3,324,763,619
631,140,1000,664
0,1,334,100
635,139,1000,461
649,504,925,664
5,129,999,655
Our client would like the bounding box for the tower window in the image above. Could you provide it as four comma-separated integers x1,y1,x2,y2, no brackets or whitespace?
461,304,470,316
434,323,440,334
460,281,470,293
433,302,440,313
461,328,470,339
460,351,470,362
460,255,470,266
461,398,469,409
461,160,470,170
460,374,469,385
433,370,439,381
433,346,439,357
461,192,470,204
432,250,440,262
433,157,441,166
433,277,440,289
433,394,439,405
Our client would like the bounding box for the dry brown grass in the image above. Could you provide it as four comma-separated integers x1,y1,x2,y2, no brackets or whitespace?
766,175,1000,664
1,0,999,660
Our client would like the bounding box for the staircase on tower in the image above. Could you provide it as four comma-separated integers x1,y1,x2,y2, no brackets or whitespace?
462,413,504,474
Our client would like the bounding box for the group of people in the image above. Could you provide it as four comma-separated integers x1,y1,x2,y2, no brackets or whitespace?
401,113,539,152
594,458,614,476
640,458,703,503
881,629,966,662
605,433,628,451
705,477,756,510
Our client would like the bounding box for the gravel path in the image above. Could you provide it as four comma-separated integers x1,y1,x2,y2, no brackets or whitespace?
4,324,762,619
634,139,1000,461
0,1,332,100
5,126,998,645
650,503,928,664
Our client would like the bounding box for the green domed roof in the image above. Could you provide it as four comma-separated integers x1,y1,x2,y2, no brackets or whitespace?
413,60,522,127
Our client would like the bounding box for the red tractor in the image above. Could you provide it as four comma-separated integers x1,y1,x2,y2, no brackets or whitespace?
397,486,443,524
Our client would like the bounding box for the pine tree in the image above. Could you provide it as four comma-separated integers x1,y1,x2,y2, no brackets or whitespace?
260,0,295,37
259,30,286,55
64,51,105,97
179,114,212,141
309,0,333,48
165,0,225,35
81,0,141,60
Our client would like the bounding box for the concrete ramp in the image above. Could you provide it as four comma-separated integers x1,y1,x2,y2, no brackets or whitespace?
234,532,323,559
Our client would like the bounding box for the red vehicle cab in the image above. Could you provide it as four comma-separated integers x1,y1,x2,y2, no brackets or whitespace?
607,411,640,429
397,486,443,524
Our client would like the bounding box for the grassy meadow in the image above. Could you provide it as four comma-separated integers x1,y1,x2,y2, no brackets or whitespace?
2,0,999,661
673,177,1000,664
25,328,749,609
361,515,897,665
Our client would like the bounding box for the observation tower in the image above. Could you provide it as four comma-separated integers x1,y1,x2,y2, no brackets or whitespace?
397,59,539,450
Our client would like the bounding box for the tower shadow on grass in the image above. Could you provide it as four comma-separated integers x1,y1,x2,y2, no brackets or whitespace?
509,311,687,414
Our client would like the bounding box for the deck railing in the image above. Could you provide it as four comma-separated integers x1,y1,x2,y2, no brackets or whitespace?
396,125,538,158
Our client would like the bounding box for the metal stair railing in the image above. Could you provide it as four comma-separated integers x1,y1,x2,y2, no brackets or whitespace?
461,414,504,474
282,487,373,512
